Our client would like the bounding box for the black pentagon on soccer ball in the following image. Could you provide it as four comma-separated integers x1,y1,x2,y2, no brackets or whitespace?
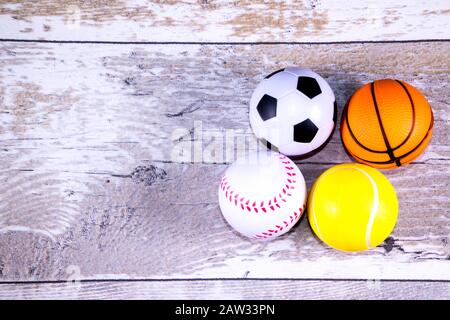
293,119,319,143
297,76,322,99
257,94,277,121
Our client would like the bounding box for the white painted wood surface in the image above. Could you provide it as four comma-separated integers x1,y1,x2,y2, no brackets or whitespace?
0,0,449,42
0,0,449,299
1,280,449,300
0,43,449,298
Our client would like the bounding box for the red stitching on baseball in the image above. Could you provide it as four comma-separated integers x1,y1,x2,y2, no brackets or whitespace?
220,157,298,217
253,209,305,239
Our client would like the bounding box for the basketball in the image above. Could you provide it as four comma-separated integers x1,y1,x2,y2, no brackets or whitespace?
341,79,433,169
307,163,398,252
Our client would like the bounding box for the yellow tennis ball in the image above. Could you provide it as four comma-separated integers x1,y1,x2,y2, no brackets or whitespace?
307,163,398,252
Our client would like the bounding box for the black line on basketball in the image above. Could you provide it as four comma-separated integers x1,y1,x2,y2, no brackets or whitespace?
344,101,387,154
394,124,433,162
351,125,433,166
394,98,434,161
370,82,401,166
390,80,416,152
350,152,397,165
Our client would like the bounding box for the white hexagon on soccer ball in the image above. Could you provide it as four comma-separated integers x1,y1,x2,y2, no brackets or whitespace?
249,67,337,157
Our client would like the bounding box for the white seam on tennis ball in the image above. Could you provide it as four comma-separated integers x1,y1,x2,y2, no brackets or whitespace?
352,167,379,249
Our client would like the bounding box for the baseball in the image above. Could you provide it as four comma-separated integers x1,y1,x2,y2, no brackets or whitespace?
218,151,307,240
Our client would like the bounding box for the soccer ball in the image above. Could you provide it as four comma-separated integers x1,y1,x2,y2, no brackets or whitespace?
249,67,337,157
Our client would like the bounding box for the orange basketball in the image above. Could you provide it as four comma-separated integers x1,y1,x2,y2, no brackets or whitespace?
341,79,433,169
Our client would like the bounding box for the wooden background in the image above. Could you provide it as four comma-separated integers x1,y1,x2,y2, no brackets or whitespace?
0,0,449,299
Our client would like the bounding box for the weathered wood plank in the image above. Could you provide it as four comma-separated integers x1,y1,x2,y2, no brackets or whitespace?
0,279,449,300
1,162,448,281
0,1,449,42
0,42,449,281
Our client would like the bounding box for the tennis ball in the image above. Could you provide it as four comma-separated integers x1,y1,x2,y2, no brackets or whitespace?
307,163,398,252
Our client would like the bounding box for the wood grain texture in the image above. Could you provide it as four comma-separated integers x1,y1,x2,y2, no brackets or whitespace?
0,42,449,285
0,0,449,42
1,279,449,300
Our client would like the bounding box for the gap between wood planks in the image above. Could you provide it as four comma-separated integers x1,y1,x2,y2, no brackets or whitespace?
0,39,449,45
1,277,450,285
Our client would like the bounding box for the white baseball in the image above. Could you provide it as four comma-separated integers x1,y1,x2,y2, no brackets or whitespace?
218,151,307,240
